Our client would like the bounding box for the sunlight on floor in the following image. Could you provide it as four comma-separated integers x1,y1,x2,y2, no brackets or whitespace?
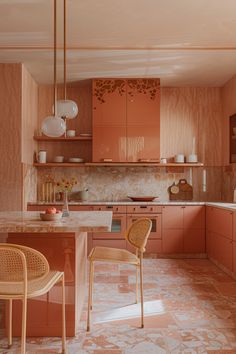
93,300,166,323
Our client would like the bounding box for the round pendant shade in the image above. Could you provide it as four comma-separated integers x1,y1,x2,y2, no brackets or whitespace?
56,99,78,119
41,116,66,137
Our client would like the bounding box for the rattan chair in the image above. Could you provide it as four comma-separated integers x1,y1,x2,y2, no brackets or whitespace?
0,243,66,354
87,218,152,331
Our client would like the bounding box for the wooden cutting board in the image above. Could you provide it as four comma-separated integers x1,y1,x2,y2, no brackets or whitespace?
168,179,193,201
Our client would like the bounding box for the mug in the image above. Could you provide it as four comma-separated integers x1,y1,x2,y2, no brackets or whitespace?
38,150,47,163
174,154,185,163
187,154,198,163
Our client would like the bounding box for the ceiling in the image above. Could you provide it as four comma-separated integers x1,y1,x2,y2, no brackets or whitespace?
1,0,236,86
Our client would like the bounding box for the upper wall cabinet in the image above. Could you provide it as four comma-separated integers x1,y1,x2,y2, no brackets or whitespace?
92,79,160,162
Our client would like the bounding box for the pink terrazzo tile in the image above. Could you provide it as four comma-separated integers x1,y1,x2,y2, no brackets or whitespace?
3,259,236,353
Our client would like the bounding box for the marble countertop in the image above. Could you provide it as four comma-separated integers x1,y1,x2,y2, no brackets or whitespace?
28,200,206,206
0,211,112,233
206,202,236,211
27,200,236,211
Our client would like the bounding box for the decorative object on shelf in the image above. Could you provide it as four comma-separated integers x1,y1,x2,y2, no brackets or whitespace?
55,0,78,122
41,0,66,138
187,137,198,163
68,157,84,163
174,154,185,163
66,130,76,137
37,150,47,164
168,179,193,201
53,155,64,163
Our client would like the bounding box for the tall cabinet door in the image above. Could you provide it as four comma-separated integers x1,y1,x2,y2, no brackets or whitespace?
92,79,127,162
126,79,160,162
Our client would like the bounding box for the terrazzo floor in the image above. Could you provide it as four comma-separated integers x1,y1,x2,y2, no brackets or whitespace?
1,258,236,353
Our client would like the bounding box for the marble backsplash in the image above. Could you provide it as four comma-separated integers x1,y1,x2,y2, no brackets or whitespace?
35,166,222,202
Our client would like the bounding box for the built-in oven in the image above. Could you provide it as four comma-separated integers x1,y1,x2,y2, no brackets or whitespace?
91,205,127,250
126,205,162,253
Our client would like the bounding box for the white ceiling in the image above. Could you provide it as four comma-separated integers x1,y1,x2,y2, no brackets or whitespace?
1,0,236,86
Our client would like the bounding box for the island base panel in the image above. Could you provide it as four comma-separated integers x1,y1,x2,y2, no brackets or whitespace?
5,232,87,337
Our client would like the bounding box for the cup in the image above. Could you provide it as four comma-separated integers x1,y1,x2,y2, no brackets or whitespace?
38,150,47,163
53,156,64,163
187,154,198,163
174,154,185,163
67,130,76,137
161,158,167,164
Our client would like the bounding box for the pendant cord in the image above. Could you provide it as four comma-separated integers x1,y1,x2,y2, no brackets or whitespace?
54,0,57,116
64,0,67,100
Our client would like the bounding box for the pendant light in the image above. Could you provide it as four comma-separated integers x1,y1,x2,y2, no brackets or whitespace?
41,0,66,138
56,0,78,120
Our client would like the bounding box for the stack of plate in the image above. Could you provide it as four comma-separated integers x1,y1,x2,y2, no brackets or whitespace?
68,157,84,163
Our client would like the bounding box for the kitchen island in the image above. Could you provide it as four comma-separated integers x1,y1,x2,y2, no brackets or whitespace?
0,211,112,337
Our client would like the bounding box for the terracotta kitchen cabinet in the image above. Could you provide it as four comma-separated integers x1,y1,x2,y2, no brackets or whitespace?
162,206,183,229
162,206,205,254
206,206,233,240
126,79,160,162
162,228,184,253
233,241,236,274
206,206,233,272
92,78,160,162
183,206,206,253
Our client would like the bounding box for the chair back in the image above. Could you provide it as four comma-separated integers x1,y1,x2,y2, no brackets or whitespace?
0,244,49,282
125,218,152,253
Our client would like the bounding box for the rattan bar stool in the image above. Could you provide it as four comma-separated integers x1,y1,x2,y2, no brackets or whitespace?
0,243,66,354
87,218,152,331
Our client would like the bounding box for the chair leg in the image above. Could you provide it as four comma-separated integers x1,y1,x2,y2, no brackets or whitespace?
21,296,27,354
8,299,12,348
139,253,144,328
90,261,94,310
135,266,139,304
87,260,93,331
61,273,67,354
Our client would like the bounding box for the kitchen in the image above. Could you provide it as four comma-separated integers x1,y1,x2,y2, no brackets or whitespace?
1,0,236,353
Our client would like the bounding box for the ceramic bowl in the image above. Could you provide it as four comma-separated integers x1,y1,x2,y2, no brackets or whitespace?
40,213,62,221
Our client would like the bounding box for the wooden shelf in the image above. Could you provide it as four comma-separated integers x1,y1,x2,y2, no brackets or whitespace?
33,162,203,168
34,136,92,141
86,162,203,167
33,163,87,167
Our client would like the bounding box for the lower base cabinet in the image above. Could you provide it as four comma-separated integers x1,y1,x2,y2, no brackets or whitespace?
162,229,183,253
207,231,233,272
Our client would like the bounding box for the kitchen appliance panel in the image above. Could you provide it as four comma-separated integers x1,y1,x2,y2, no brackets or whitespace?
93,205,126,213
92,214,126,240
127,213,162,239
127,205,162,214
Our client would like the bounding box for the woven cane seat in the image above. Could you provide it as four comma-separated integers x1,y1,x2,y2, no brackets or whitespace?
89,246,139,265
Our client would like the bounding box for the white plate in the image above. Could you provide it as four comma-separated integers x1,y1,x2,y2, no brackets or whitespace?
68,158,84,163
80,133,92,137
